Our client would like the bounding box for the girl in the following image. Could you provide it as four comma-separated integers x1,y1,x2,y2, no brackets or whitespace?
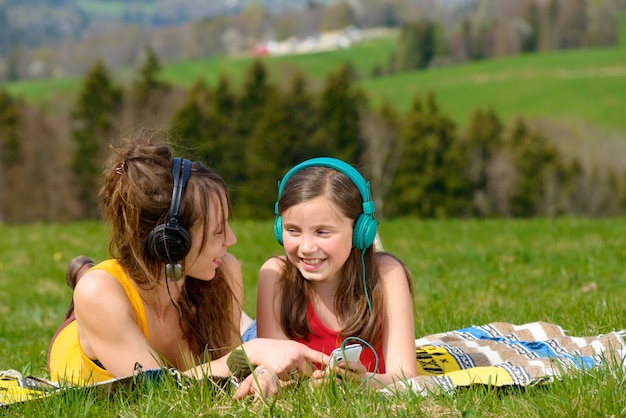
48,136,327,399
256,157,417,388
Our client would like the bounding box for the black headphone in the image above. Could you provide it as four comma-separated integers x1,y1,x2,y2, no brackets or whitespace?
274,157,378,250
146,158,192,279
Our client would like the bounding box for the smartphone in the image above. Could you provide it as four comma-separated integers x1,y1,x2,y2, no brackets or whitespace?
326,344,363,370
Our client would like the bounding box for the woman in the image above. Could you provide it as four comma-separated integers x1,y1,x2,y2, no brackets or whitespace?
48,135,327,399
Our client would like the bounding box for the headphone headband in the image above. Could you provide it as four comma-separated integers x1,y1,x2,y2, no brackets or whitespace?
273,157,377,250
167,157,192,228
146,158,193,273
274,157,375,217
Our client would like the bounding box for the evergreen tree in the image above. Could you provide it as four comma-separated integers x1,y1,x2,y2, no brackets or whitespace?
7,46,20,82
282,71,319,164
399,20,437,71
604,168,622,216
459,19,475,61
208,74,238,180
71,60,122,218
563,158,586,215
237,59,272,142
240,73,319,218
387,92,471,218
242,89,293,219
313,62,365,164
238,71,319,218
521,1,540,53
0,89,21,222
170,79,213,160
171,75,240,200
507,118,567,217
464,108,504,216
619,168,626,215
0,89,20,166
230,59,274,209
131,45,168,107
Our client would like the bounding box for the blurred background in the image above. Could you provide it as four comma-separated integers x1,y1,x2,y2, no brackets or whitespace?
1,0,625,223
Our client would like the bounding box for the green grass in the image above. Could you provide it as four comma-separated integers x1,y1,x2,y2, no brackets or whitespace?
75,0,155,17
159,34,399,89
361,46,626,132
2,218,626,415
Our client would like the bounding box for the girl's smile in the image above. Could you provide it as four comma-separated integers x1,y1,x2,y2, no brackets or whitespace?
281,195,353,284
301,258,325,267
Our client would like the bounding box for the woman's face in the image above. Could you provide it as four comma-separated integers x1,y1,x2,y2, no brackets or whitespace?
280,195,353,286
185,190,237,281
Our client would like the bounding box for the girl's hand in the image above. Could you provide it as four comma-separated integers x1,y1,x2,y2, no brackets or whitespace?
327,359,368,384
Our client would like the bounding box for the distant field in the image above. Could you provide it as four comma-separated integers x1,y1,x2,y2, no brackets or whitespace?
362,46,626,132
3,35,398,102
6,31,626,138
159,35,399,88
75,0,154,16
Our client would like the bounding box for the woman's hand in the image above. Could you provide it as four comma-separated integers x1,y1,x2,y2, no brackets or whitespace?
234,366,280,399
245,339,327,378
233,339,328,398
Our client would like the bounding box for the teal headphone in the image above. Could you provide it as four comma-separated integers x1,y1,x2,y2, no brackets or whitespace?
273,157,378,250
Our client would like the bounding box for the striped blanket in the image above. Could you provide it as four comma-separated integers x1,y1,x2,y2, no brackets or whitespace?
0,367,230,406
4,321,625,405
382,321,626,396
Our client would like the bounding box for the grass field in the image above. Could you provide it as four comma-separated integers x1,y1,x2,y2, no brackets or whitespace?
1,218,626,416
362,47,626,133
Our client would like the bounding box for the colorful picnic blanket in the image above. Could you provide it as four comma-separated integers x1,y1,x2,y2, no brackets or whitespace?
4,321,625,405
0,369,58,405
381,321,626,396
0,367,233,407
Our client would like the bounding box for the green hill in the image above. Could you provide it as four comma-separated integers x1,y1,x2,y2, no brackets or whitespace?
362,46,626,133
6,33,626,137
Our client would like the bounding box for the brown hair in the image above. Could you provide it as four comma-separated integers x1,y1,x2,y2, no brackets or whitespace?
275,166,413,347
99,135,238,360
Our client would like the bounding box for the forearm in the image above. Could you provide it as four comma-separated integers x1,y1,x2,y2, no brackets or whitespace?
365,354,417,388
184,354,232,378
236,338,277,368
183,339,275,380
363,371,414,389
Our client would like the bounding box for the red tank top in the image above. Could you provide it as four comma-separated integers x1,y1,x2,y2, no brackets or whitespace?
295,300,385,373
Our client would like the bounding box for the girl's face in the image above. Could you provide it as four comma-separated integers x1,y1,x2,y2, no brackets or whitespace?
185,191,237,281
281,195,353,285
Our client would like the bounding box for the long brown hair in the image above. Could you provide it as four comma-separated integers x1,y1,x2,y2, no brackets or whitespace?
99,135,238,360
275,165,411,347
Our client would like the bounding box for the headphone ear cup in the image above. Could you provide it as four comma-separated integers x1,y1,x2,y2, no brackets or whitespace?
353,214,378,251
274,216,284,246
146,223,192,264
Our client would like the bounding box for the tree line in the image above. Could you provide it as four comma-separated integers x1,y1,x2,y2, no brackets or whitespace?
1,48,625,224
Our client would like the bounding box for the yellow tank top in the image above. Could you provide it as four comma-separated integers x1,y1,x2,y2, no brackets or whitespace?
47,259,149,385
